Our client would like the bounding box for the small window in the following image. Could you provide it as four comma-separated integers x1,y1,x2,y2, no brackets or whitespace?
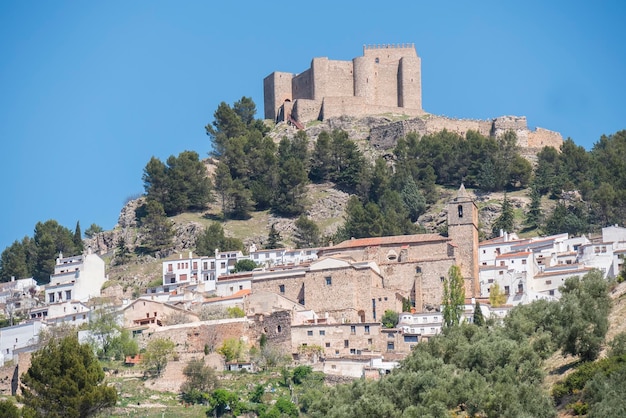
350,325,356,334
307,330,313,336
387,342,395,351
325,342,331,347
364,325,370,334
319,330,326,336
350,348,356,354
344,340,349,348
279,284,285,294
375,57,380,64
325,277,332,286
458,205,463,218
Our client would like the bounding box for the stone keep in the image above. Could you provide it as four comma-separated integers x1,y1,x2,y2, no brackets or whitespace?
264,44,423,123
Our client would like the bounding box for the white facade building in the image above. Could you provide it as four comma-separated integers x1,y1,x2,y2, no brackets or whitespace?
45,249,106,304
0,320,44,364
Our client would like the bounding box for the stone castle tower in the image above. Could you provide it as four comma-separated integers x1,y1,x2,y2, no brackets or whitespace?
264,44,424,124
447,184,479,298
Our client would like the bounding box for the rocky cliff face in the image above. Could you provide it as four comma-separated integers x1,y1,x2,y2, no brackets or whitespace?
85,197,204,259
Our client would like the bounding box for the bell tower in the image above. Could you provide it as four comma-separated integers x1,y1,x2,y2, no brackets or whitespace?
447,184,479,297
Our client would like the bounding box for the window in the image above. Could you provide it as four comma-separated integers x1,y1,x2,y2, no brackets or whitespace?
522,259,527,265
350,325,356,334
325,277,332,286
364,325,370,334
319,330,326,336
279,284,285,294
325,342,331,347
65,290,71,300
239,285,243,290
193,262,197,270
416,266,422,274
458,205,463,218
307,330,313,336
440,276,445,282
388,333,395,339
387,342,395,351
404,335,418,343
549,290,555,296
368,338,373,345
167,264,173,272
504,286,510,295
49,293,55,303
344,340,349,348
350,348,356,354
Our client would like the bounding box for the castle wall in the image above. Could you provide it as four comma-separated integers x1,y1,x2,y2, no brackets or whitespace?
369,115,563,152
399,55,422,109
292,69,313,100
292,99,321,122
528,127,563,149
314,59,354,99
263,72,294,121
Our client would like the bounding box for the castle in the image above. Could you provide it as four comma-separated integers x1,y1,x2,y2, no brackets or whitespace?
264,44,424,124
263,44,563,151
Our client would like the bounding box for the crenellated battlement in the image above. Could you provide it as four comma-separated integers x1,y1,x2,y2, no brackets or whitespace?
363,43,415,50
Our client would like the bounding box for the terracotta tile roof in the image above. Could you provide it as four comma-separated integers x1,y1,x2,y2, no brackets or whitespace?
496,251,532,259
330,234,448,249
204,289,251,303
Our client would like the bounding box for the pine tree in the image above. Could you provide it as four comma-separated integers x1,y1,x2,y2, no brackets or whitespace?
138,200,174,255
524,186,542,230
293,215,321,249
473,301,485,326
492,193,515,237
19,335,117,417
266,224,282,249
73,221,84,253
115,236,132,264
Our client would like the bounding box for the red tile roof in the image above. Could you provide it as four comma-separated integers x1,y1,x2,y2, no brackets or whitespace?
330,234,449,249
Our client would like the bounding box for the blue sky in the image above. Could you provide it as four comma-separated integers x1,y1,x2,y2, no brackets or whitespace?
0,1,624,251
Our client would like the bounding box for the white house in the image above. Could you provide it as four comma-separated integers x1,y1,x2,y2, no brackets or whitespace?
45,248,106,303
0,320,44,364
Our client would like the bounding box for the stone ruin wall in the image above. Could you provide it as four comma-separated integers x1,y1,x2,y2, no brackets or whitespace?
369,114,563,154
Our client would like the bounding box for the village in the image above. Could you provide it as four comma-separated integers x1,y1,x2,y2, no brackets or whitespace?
1,185,624,392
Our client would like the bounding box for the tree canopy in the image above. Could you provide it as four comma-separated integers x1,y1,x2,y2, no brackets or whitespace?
19,335,117,418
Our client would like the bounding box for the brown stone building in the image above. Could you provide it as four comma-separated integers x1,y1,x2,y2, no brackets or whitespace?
317,185,479,310
252,258,403,324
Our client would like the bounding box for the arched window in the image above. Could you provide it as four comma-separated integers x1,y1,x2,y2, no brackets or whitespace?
458,205,464,218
